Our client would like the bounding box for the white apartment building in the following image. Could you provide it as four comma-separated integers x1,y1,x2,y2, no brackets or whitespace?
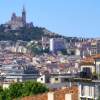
50,38,66,52
79,81,100,100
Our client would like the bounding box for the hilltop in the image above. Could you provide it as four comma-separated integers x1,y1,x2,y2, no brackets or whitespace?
0,24,63,41
0,23,83,42
0,6,84,42
0,6,63,41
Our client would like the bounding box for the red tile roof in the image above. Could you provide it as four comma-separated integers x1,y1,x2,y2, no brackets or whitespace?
21,86,78,100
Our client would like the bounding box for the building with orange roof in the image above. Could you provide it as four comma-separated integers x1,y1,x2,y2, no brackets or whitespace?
21,86,78,100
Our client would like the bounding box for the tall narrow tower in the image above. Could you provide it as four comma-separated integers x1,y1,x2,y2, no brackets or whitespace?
22,6,26,26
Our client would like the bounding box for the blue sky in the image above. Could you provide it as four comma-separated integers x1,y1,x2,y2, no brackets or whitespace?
0,0,100,38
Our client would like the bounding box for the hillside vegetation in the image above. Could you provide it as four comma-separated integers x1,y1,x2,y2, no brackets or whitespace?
0,25,46,41
0,24,82,42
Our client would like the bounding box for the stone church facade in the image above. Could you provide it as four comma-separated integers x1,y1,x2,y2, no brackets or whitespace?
5,6,33,30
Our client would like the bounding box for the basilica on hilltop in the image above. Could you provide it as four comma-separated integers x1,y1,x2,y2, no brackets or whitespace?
5,6,33,30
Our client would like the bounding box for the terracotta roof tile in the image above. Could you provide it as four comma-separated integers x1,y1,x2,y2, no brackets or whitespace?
21,86,78,100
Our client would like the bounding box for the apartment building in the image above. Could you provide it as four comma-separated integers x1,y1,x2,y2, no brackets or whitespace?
79,81,100,100
50,38,66,52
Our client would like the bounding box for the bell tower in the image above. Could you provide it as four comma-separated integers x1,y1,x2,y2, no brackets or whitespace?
22,5,26,26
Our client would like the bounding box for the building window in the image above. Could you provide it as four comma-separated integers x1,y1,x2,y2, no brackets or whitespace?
81,85,84,96
55,78,58,81
89,87,92,97
41,78,43,81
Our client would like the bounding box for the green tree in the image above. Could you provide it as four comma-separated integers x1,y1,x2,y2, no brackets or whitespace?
61,49,68,55
0,87,11,100
9,82,23,99
0,81,49,100
22,81,48,96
